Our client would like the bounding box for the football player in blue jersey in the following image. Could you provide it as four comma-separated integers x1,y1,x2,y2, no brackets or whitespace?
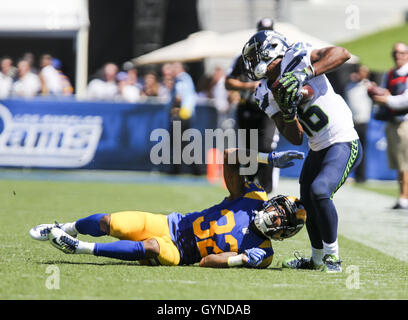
29,148,305,268
242,30,363,272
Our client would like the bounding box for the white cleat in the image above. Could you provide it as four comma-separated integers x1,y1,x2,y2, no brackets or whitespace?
29,222,76,241
48,227,79,254
29,223,59,241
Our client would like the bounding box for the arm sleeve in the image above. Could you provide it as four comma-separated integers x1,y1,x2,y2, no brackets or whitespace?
386,86,408,109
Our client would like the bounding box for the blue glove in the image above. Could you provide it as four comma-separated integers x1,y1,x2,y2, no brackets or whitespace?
268,150,305,168
244,248,267,267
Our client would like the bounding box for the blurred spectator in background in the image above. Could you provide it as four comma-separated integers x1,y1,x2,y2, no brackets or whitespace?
1,56,16,79
39,54,64,96
87,62,119,101
117,71,139,103
169,61,200,175
0,57,13,99
11,59,41,98
225,17,279,196
117,65,142,103
344,65,372,183
52,58,74,96
210,66,230,128
23,52,38,74
371,42,408,209
197,74,213,100
160,63,174,103
170,62,197,121
142,70,164,99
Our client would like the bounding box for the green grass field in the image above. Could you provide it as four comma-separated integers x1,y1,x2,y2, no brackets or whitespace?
1,176,407,300
338,23,408,72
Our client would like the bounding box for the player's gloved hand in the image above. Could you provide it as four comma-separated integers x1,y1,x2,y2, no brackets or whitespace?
279,66,315,109
244,248,267,267
275,85,299,122
278,101,298,122
268,150,305,168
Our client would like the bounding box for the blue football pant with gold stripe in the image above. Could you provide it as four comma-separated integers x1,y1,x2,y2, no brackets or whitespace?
300,140,362,248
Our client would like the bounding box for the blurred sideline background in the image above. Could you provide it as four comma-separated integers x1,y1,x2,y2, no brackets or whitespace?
0,0,407,182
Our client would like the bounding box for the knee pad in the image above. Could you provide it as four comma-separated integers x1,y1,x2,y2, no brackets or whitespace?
310,179,331,200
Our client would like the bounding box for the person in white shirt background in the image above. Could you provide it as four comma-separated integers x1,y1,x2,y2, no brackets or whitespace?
344,65,372,183
39,54,64,96
11,59,41,98
87,62,119,101
0,57,13,99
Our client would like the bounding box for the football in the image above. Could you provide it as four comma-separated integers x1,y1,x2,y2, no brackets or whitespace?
299,84,315,104
271,79,314,106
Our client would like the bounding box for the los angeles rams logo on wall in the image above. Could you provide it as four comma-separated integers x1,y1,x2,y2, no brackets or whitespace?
0,104,102,168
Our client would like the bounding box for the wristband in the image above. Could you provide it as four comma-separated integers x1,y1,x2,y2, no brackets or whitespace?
257,152,269,164
227,254,244,267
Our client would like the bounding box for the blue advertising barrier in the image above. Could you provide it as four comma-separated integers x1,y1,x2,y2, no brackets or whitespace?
0,98,216,171
0,98,397,180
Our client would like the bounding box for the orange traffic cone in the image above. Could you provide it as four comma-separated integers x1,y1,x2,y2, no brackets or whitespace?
206,148,226,189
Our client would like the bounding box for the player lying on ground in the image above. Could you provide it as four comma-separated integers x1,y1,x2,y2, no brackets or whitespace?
29,148,305,268
241,31,363,272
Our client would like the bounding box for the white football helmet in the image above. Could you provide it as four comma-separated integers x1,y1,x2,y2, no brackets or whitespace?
242,30,289,80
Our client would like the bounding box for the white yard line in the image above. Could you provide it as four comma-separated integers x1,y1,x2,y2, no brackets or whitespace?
276,178,408,263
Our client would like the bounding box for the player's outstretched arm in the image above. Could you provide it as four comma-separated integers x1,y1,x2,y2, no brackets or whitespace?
310,46,351,76
199,252,240,268
225,77,259,91
223,149,304,199
199,248,268,268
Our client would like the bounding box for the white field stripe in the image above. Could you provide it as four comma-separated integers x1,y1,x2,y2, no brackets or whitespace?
275,178,408,263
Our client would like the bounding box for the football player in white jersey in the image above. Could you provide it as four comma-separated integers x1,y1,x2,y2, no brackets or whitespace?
241,30,363,272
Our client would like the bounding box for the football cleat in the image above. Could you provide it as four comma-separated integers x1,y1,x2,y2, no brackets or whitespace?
321,254,342,273
49,227,79,254
282,251,322,270
29,221,62,241
29,221,76,241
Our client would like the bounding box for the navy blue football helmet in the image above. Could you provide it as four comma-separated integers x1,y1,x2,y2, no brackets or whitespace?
242,30,289,80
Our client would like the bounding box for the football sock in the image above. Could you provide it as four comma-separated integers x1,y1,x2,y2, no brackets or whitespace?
61,222,79,236
93,240,146,261
323,239,339,259
398,198,408,208
75,213,108,237
311,247,324,265
75,241,95,255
